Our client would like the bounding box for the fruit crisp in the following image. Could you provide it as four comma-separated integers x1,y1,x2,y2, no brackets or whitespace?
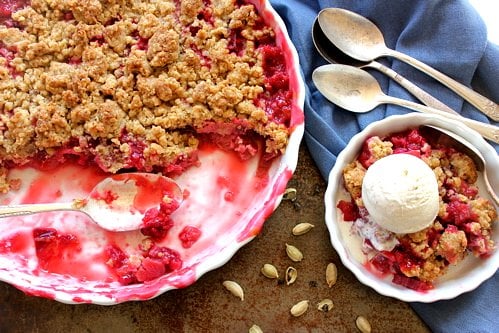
338,127,497,291
0,0,294,192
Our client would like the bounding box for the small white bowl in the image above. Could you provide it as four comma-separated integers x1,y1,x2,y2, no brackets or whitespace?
324,113,499,303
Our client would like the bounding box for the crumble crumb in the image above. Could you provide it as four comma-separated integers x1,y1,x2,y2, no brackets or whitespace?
342,160,365,207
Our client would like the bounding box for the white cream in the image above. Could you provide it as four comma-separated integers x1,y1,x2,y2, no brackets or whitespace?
362,153,439,234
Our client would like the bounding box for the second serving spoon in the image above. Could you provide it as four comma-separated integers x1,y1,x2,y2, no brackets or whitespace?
312,64,499,144
311,18,457,115
317,7,499,121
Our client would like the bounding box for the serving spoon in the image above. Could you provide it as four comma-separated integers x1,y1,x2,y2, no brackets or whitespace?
311,18,457,115
317,8,499,121
312,64,499,144
0,173,183,232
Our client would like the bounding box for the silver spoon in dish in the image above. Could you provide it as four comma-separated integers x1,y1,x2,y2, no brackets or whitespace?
311,64,499,144
0,173,183,232
317,7,499,121
311,18,457,115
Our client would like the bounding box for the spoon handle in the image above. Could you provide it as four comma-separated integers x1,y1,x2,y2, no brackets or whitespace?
382,95,499,144
368,61,458,115
0,202,75,218
387,49,499,121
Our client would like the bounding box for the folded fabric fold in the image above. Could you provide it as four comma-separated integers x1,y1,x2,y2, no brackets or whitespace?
269,0,498,332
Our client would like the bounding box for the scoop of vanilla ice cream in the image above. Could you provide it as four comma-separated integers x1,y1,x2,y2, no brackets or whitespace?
361,153,439,234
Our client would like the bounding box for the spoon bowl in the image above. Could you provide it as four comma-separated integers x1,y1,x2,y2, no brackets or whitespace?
313,63,382,113
311,17,366,67
0,173,183,232
311,18,456,114
312,64,499,144
318,8,385,62
317,8,499,120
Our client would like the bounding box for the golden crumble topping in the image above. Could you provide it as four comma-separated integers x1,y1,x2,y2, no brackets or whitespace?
0,0,294,192
342,160,365,207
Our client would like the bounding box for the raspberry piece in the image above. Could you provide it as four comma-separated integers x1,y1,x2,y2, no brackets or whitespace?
263,90,292,125
135,257,166,282
148,246,182,272
390,129,427,152
336,200,359,221
369,253,394,274
105,245,139,285
140,202,175,241
179,226,202,248
444,200,476,225
33,228,79,268
105,244,128,268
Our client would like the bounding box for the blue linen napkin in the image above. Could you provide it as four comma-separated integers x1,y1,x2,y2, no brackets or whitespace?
269,0,499,332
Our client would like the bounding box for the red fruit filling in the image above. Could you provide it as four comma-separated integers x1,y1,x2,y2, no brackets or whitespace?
179,226,202,249
442,199,477,226
198,120,260,160
119,132,148,171
90,189,118,205
259,45,292,127
389,129,429,157
337,200,359,222
33,228,80,270
140,201,179,241
369,252,394,275
392,274,432,291
0,0,29,27
227,28,246,56
105,244,182,285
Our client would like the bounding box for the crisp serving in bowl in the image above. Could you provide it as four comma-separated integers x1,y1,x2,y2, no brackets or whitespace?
325,113,498,303
0,0,305,304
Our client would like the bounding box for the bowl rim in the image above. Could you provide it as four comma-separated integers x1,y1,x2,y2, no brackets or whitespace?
324,113,499,303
